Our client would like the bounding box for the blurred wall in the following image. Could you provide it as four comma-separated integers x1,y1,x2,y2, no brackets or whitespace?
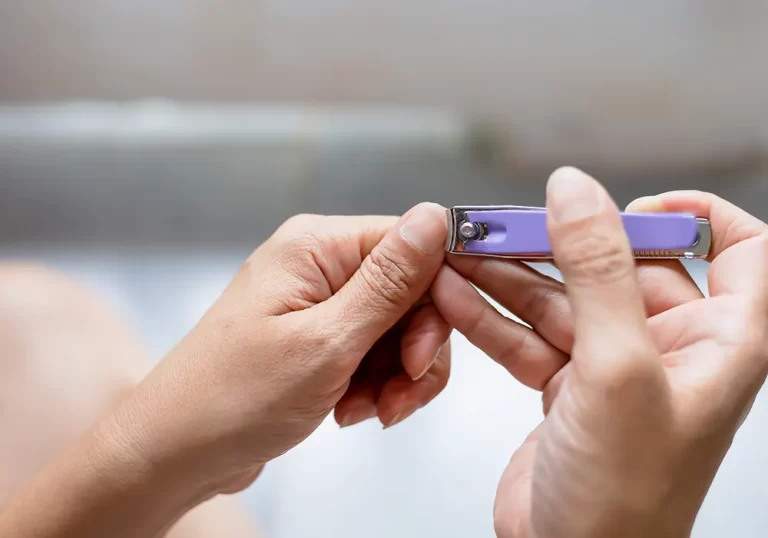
1,1,767,244
1,0,767,171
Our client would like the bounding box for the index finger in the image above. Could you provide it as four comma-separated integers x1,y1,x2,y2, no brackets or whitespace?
627,191,768,297
627,191,767,262
249,214,399,316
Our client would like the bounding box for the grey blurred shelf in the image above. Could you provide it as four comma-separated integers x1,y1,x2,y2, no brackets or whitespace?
0,103,766,245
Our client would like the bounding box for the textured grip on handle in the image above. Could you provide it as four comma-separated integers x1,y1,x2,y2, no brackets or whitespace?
461,210,699,256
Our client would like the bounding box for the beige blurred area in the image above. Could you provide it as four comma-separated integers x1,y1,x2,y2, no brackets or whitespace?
1,3,768,538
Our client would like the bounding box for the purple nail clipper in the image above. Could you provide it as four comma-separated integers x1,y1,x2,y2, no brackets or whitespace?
445,206,711,260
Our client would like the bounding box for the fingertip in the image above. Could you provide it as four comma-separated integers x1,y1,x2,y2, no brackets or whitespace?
335,394,378,428
430,264,482,332
398,202,448,256
546,166,608,224
625,196,664,213
379,347,450,428
546,167,599,198
328,205,447,355
548,165,590,182
378,399,415,429
409,201,446,214
381,408,418,429
411,348,440,381
400,304,450,380
376,375,423,428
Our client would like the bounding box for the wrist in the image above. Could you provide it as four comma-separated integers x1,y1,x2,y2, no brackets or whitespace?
104,357,270,497
93,379,228,501
0,408,212,538
93,405,215,502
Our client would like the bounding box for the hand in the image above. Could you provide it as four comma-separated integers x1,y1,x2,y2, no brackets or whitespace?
101,204,453,496
1,205,459,538
432,167,768,537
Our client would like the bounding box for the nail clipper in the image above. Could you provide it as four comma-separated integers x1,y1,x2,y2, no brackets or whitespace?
445,206,711,260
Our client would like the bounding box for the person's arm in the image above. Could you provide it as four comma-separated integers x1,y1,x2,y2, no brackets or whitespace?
0,204,457,537
433,167,768,537
0,411,208,537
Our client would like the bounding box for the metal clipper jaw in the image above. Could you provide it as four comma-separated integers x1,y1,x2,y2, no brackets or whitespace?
445,205,711,260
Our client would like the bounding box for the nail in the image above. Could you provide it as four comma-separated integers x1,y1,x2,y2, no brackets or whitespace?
399,202,447,255
339,405,377,428
383,407,417,429
546,167,604,224
625,196,662,213
412,344,443,381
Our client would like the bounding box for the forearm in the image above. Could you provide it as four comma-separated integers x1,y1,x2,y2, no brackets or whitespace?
0,411,207,538
573,508,693,538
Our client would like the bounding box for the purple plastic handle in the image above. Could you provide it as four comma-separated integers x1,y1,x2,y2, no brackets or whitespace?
462,210,699,255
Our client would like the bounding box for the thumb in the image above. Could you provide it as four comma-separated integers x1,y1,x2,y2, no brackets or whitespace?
546,167,658,374
320,202,448,354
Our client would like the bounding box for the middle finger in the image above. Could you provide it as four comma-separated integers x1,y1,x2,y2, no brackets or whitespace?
447,255,573,352
448,254,704,352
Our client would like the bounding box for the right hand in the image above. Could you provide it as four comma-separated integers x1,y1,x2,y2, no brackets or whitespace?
432,167,768,537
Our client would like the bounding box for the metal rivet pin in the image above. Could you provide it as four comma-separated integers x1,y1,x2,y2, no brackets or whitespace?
458,221,484,241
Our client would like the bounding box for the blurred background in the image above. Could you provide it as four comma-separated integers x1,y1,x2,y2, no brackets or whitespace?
1,1,767,536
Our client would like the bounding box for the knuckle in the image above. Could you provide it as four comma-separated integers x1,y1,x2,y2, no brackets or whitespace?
522,286,570,334
273,214,326,246
360,245,414,306
558,229,634,286
461,301,488,338
281,213,322,233
518,287,548,327
498,330,533,373
248,231,322,281
286,233,324,259
271,216,330,263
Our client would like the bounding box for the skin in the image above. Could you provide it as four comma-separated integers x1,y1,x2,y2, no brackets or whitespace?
1,167,766,537
431,168,768,537
0,204,455,537
0,263,260,537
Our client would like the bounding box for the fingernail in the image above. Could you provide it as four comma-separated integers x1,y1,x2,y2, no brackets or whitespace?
546,167,604,224
339,405,377,428
625,196,661,213
383,407,417,429
412,344,443,381
399,202,447,255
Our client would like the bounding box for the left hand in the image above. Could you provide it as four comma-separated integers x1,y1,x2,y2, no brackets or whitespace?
1,204,470,538
112,204,465,497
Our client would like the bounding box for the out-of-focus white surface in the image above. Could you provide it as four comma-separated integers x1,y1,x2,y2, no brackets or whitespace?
3,247,767,537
